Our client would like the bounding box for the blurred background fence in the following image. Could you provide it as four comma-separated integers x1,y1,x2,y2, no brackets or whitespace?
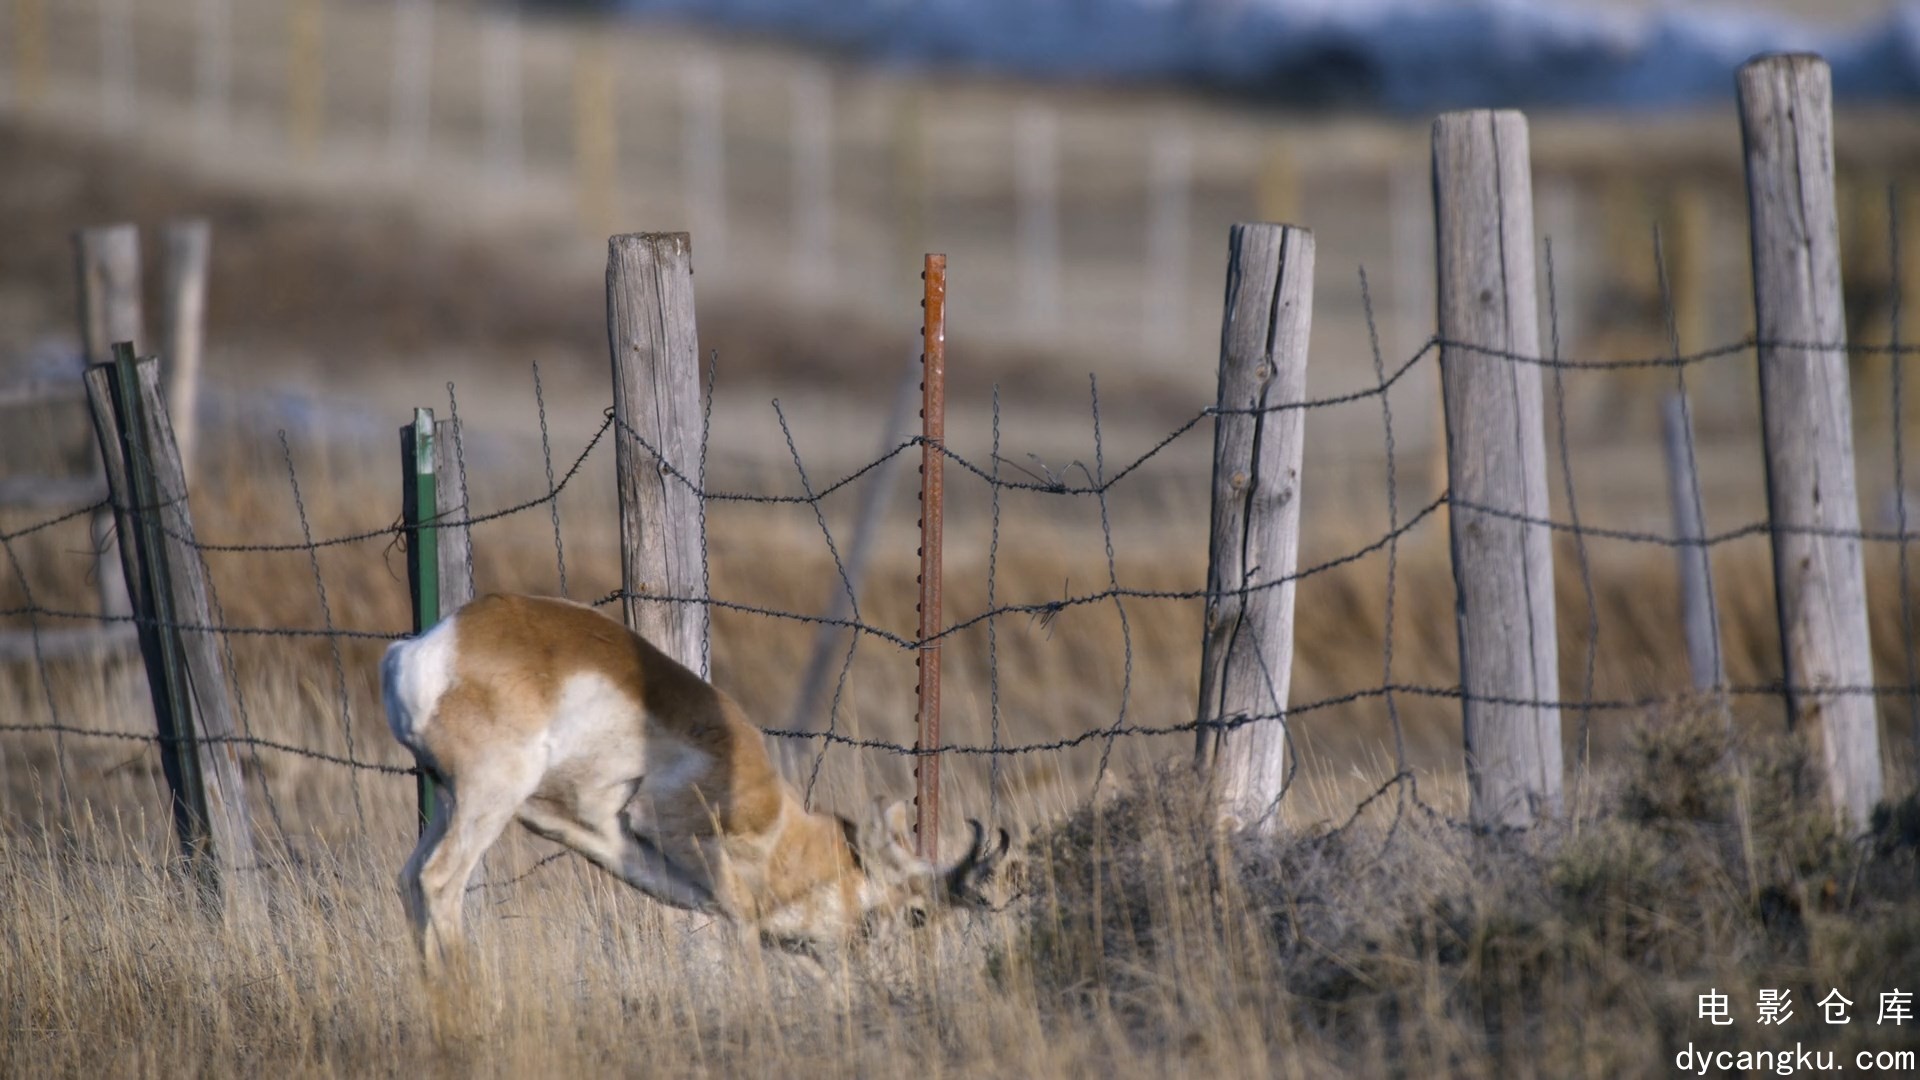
5,0,1919,408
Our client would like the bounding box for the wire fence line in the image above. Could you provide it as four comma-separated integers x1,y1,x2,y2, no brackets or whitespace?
4,328,1919,803
1,63,1916,876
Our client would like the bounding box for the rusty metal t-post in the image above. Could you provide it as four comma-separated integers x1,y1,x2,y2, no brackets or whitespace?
914,254,947,861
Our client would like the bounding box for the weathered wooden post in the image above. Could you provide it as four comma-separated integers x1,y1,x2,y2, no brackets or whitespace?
162,220,211,484
1738,54,1882,828
74,226,140,620
1194,223,1313,835
605,233,709,676
85,347,257,904
1432,110,1563,828
434,417,473,618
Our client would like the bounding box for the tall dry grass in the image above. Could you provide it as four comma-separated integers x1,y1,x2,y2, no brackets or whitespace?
3,715,1917,1077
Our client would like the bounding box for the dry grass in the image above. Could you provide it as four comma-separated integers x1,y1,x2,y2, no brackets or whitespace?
3,712,1917,1077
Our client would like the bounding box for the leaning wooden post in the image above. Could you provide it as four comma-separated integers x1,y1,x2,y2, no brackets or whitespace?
606,233,709,676
399,409,440,830
75,225,140,620
1433,110,1563,828
85,348,257,905
1193,223,1312,834
1738,54,1882,828
1661,393,1725,694
161,220,211,484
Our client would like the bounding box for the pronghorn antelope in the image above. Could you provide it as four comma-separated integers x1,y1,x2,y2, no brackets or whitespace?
381,593,1012,967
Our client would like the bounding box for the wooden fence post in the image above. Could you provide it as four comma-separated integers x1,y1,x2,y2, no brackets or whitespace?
605,233,708,677
1737,54,1882,828
1194,223,1313,834
84,348,257,905
75,226,140,620
1661,392,1725,693
434,417,473,618
399,408,440,829
1432,110,1563,828
162,220,211,484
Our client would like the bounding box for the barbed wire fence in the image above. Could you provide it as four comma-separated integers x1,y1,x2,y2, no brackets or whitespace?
3,61,1919,904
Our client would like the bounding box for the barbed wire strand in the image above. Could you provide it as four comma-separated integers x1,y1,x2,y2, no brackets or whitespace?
446,382,476,589
770,400,861,809
12,676,1920,772
178,467,289,843
1087,375,1138,803
158,412,614,554
17,320,1920,894
529,362,569,597
0,525,73,811
987,385,1003,827
1546,238,1600,769
279,431,364,829
700,351,718,674
1654,226,1729,704
1359,268,1417,846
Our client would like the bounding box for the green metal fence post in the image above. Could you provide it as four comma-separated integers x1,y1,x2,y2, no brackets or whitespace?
401,407,439,832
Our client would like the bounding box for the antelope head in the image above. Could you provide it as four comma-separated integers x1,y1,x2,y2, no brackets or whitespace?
847,799,1018,927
